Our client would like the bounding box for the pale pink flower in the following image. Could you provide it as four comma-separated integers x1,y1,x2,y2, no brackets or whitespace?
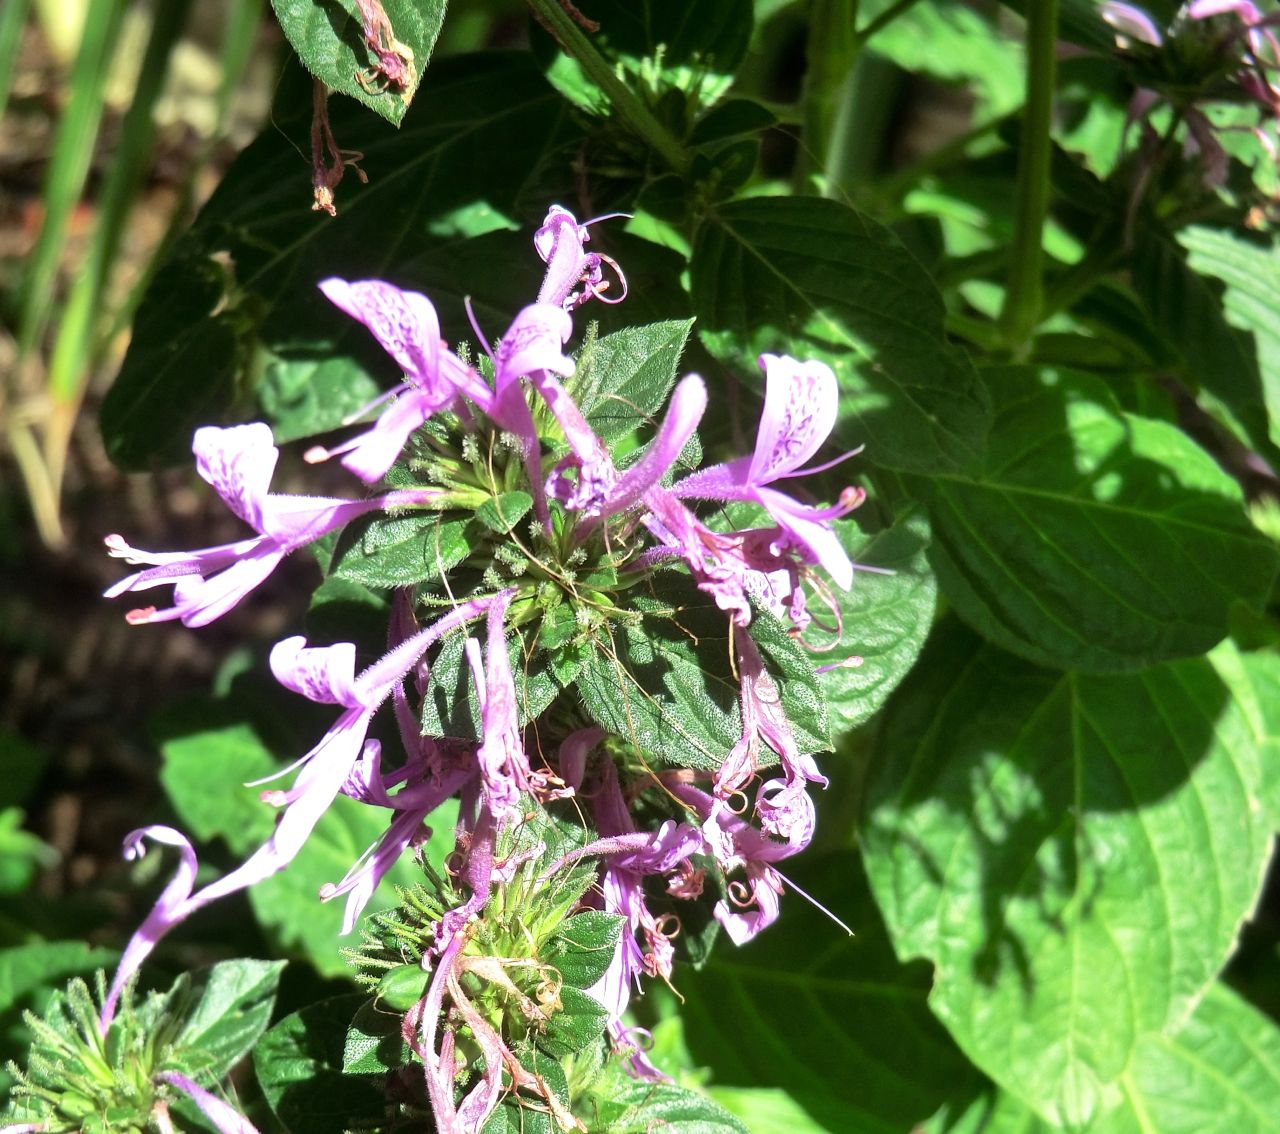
105,423,433,627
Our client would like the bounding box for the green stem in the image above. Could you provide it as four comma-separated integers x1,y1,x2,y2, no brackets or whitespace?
998,0,1058,353
524,0,688,175
795,0,859,194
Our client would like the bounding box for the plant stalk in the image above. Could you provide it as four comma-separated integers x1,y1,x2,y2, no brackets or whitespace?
523,0,689,176
998,0,1059,353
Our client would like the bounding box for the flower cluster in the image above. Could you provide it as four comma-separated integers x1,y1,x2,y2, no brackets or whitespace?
101,205,864,1130
1101,0,1280,190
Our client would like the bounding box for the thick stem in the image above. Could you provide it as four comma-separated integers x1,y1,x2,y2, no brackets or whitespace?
795,0,859,194
524,0,688,175
998,0,1059,353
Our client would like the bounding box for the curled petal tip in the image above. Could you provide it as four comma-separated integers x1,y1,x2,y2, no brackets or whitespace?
125,606,157,625
303,445,330,464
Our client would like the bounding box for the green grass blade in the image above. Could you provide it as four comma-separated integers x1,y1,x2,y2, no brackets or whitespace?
16,0,125,361
47,0,194,406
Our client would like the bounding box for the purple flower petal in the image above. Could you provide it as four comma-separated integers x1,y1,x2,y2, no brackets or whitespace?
320,278,442,385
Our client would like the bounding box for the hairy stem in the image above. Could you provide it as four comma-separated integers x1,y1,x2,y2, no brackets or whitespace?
524,0,689,175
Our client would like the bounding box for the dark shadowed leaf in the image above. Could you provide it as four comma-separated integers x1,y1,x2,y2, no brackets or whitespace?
256,994,383,1134
692,196,990,474
102,53,581,470
909,365,1277,672
679,851,984,1134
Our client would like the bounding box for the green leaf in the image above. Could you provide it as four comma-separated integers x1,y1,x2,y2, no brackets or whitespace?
823,508,936,737
679,852,983,1134
534,0,753,110
1131,228,1280,465
691,196,990,474
689,98,777,146
931,982,1280,1133
0,809,57,894
908,365,1278,672
1178,225,1280,456
270,0,445,126
862,623,1278,1128
0,941,116,1037
174,959,286,1082
475,491,534,534
591,1081,749,1133
255,994,384,1134
159,719,278,852
537,985,609,1059
342,997,411,1074
419,619,573,738
575,580,827,770
577,319,695,444
330,510,472,589
544,911,624,989
102,53,580,470
1092,981,1280,1133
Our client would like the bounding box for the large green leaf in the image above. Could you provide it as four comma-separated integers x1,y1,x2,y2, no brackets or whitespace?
908,365,1277,673
822,507,937,737
271,0,445,126
102,53,581,470
1179,225,1280,456
679,852,984,1133
691,196,990,474
255,994,384,1134
928,982,1280,1134
862,622,1278,1127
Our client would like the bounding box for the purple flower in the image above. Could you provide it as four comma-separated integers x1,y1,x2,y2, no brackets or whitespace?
716,632,826,851
463,588,531,815
105,423,433,627
534,205,628,310
1101,1,1280,188
677,354,860,590
321,738,474,933
100,595,499,1027
1101,1,1164,46
665,781,800,947
312,279,495,483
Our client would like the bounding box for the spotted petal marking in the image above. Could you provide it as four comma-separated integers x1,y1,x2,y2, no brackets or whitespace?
748,354,840,485
270,636,360,707
193,423,278,531
319,278,441,387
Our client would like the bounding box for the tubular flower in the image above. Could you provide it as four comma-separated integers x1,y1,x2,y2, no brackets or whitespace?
105,422,434,627
534,204,628,310
676,353,861,589
312,278,495,482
